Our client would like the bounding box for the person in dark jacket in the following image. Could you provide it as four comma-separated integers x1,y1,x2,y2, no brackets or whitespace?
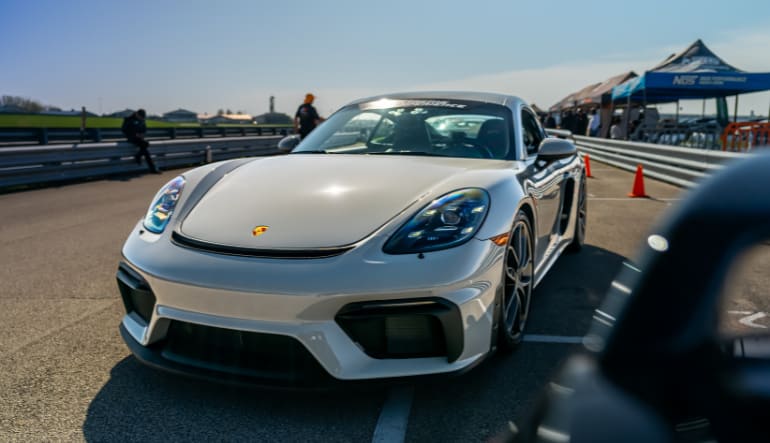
575,107,588,137
122,109,159,173
544,113,557,129
294,93,325,139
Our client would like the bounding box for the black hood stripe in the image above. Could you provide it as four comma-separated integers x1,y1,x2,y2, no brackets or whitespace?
172,158,254,232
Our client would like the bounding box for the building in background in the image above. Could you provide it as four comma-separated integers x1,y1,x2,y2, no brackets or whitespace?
201,113,254,125
105,109,135,118
162,108,198,123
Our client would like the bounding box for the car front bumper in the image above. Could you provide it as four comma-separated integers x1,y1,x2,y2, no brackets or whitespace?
118,221,505,383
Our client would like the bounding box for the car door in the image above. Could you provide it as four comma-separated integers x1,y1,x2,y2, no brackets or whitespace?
520,108,565,267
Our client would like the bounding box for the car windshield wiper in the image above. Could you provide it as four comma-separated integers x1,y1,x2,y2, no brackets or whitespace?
291,150,329,154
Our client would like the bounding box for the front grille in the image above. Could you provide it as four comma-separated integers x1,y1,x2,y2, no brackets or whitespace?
336,298,463,362
116,263,156,324
160,321,333,384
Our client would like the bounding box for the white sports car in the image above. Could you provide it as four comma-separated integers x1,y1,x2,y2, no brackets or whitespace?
117,92,587,386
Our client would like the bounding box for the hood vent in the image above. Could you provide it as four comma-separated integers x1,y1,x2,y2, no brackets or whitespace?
171,231,354,259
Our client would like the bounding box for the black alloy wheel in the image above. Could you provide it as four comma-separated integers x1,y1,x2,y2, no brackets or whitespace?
499,211,534,349
568,173,587,252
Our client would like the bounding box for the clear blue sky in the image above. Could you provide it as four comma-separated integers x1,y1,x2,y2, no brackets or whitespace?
3,0,770,116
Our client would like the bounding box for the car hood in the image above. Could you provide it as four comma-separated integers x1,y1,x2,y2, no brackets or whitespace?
179,154,509,249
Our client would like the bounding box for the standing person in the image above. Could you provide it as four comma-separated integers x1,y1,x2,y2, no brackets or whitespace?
122,109,159,173
294,93,324,139
561,110,575,133
544,113,557,129
80,106,87,142
610,115,624,140
575,108,588,137
587,108,601,137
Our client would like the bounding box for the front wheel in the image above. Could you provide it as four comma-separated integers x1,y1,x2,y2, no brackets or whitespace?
498,211,535,350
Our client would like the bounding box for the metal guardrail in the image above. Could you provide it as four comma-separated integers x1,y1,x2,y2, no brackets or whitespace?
0,136,283,190
0,125,292,146
570,135,745,188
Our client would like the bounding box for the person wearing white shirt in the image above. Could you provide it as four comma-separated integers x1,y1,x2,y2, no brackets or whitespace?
587,108,601,137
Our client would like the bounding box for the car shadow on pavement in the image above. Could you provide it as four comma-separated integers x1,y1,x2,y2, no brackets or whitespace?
526,244,630,336
405,244,628,442
82,245,627,443
82,356,386,442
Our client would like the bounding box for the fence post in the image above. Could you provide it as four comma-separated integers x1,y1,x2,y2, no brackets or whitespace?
39,128,49,145
205,146,212,163
171,128,177,139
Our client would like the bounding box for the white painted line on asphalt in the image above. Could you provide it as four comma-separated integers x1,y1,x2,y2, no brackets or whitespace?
595,309,616,321
537,425,570,442
523,334,584,344
738,312,768,329
372,386,414,443
726,311,768,329
592,315,614,327
549,382,574,395
623,262,642,273
611,280,632,294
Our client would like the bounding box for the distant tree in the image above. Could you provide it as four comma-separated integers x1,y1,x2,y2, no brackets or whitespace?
262,112,292,125
226,108,232,115
217,109,224,116
1,95,46,113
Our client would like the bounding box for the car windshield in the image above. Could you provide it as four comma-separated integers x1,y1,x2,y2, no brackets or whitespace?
292,99,514,160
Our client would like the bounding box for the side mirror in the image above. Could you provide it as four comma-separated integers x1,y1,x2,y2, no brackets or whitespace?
537,138,577,161
278,135,301,153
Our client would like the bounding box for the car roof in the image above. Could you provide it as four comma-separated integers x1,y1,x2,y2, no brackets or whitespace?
345,91,526,109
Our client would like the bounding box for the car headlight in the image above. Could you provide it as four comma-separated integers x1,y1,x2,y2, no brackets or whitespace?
143,176,185,233
383,188,490,254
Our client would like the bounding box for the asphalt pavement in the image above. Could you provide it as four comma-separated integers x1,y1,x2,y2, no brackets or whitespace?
0,163,766,442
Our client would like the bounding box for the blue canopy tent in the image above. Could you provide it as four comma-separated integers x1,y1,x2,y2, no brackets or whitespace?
610,40,770,142
612,39,770,104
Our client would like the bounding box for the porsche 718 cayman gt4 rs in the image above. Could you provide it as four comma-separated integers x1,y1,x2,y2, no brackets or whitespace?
117,91,587,386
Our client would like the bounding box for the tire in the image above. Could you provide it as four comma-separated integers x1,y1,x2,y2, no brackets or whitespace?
567,173,587,252
498,211,535,350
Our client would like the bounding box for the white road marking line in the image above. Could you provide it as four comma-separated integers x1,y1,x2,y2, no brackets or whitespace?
611,280,632,294
537,425,570,442
592,315,614,327
523,334,584,344
726,311,768,329
623,262,642,273
372,386,414,443
549,382,574,395
595,310,616,321
738,312,768,329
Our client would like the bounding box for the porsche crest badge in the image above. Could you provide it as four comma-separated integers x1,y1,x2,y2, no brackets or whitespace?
252,225,269,237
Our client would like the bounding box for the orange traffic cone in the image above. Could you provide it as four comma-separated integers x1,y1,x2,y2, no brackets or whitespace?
628,164,649,198
584,154,593,178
